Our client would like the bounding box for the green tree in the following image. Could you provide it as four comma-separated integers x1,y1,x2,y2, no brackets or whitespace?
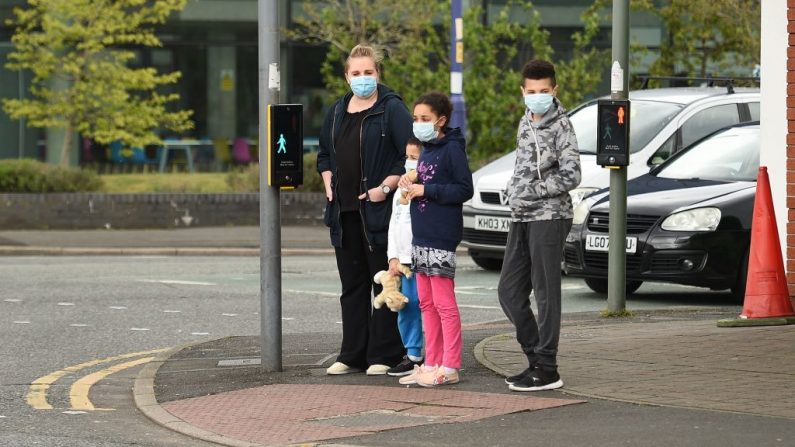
463,1,607,162
286,0,449,105
639,0,761,79
3,0,193,166
288,0,606,164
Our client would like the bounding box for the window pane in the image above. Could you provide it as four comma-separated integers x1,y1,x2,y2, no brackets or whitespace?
680,104,740,149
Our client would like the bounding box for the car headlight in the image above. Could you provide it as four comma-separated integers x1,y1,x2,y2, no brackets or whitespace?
572,198,593,225
661,207,721,232
569,187,599,208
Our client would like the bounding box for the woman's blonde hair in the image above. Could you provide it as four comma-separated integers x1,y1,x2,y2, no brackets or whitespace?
345,44,383,73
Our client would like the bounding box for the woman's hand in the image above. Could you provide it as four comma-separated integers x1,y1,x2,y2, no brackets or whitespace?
388,258,402,276
358,187,387,202
325,184,333,202
406,184,425,200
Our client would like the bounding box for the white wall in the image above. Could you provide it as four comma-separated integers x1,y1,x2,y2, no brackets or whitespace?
760,0,788,262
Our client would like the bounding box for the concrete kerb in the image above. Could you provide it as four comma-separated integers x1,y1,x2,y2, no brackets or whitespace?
0,246,334,256
133,339,265,447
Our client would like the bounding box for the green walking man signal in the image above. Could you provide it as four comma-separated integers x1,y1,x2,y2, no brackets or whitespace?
597,99,630,167
267,104,303,188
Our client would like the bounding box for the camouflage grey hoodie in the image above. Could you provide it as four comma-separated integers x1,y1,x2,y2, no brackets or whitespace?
506,98,581,222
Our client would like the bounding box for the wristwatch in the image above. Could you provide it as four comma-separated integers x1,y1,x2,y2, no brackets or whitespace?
381,184,392,194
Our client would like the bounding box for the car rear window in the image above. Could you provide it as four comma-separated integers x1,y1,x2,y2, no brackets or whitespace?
656,127,760,182
570,100,682,155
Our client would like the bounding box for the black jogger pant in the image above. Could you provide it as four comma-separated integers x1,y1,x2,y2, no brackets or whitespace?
334,211,405,369
497,219,572,370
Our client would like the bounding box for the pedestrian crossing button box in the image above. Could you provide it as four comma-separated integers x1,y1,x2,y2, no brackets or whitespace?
268,104,303,187
597,99,630,167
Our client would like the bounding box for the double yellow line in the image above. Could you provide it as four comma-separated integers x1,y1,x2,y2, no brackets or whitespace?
27,348,168,411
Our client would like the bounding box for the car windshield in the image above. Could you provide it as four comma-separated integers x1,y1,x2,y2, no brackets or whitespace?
570,100,682,155
655,127,760,182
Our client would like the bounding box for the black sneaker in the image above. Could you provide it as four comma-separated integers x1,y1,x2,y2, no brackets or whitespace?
387,357,422,376
508,368,563,392
504,366,535,385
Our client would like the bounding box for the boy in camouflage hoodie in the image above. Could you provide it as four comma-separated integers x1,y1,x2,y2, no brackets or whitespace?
498,59,581,392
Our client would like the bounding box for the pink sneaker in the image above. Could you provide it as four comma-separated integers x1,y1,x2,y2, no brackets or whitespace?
398,365,437,385
417,369,460,387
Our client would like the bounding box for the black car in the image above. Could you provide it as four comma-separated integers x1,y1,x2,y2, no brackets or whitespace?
564,122,760,300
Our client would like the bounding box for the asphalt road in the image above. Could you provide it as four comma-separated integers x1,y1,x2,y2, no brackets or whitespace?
0,254,744,446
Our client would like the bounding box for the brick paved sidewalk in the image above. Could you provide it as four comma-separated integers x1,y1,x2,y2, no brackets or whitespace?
478,319,795,419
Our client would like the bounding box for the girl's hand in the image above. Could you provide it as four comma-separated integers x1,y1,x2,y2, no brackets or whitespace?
398,173,414,189
406,184,425,200
388,258,402,276
358,187,387,202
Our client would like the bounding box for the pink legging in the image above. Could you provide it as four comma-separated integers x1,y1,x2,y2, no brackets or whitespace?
416,273,462,369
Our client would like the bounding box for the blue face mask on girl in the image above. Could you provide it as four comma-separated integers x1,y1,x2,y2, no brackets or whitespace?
524,93,554,115
350,75,377,98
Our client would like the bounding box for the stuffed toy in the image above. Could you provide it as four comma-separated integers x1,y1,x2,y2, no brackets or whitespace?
372,265,413,312
399,169,419,205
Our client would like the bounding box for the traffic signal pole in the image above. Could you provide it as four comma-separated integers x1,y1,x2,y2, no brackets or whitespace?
607,0,629,313
258,0,282,371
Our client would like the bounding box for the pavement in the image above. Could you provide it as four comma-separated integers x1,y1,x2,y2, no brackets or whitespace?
4,225,795,446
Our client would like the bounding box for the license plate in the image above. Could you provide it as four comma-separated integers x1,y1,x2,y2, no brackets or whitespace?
475,215,511,232
585,234,638,254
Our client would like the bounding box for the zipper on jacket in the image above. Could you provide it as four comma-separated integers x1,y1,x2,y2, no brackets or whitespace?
357,108,385,252
331,103,343,242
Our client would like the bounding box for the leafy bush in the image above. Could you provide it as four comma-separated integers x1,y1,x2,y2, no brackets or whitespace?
0,159,102,192
225,153,325,193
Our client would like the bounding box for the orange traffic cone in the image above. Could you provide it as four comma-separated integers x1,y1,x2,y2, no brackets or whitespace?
740,166,795,319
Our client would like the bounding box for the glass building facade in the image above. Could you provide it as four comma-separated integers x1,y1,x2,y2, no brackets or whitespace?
0,0,662,164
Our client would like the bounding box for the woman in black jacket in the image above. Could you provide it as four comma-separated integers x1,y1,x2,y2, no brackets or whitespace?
316,44,413,375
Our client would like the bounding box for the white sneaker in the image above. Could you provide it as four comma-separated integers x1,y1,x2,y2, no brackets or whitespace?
365,364,390,376
326,362,361,375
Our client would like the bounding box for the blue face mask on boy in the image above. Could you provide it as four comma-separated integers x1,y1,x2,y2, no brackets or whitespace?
524,93,554,115
350,76,377,98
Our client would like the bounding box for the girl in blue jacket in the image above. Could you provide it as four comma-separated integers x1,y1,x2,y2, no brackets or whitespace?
397,92,474,387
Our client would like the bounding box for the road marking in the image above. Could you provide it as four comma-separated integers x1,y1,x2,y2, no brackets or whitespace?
163,310,181,313
459,304,501,310
13,321,30,324
57,302,75,306
282,317,294,321
62,410,87,415
137,279,217,286
69,357,154,411
109,306,127,310
130,328,150,331
222,313,238,317
4,299,22,303
69,324,88,327
27,348,168,410
284,289,339,297
191,332,209,336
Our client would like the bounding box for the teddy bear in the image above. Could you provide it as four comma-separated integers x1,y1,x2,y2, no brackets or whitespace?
372,264,413,312
399,169,419,205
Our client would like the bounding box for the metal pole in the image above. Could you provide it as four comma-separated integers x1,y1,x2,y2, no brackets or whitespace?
18,70,25,159
258,0,282,371
607,0,629,313
450,0,467,133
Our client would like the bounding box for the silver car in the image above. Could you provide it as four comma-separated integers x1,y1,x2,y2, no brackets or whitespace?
462,87,760,271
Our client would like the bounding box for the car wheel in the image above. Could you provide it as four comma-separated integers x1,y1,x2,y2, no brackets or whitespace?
584,278,642,295
730,249,749,304
471,255,503,271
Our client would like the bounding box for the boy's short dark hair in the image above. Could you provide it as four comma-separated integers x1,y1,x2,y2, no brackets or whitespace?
521,59,556,86
413,92,453,127
406,136,422,147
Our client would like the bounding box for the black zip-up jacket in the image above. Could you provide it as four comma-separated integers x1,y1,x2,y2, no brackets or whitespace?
317,84,413,249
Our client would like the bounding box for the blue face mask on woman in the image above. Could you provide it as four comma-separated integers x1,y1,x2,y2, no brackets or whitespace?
524,93,554,115
350,75,377,98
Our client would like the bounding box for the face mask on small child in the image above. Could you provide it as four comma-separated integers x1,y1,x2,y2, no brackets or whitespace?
405,159,418,172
